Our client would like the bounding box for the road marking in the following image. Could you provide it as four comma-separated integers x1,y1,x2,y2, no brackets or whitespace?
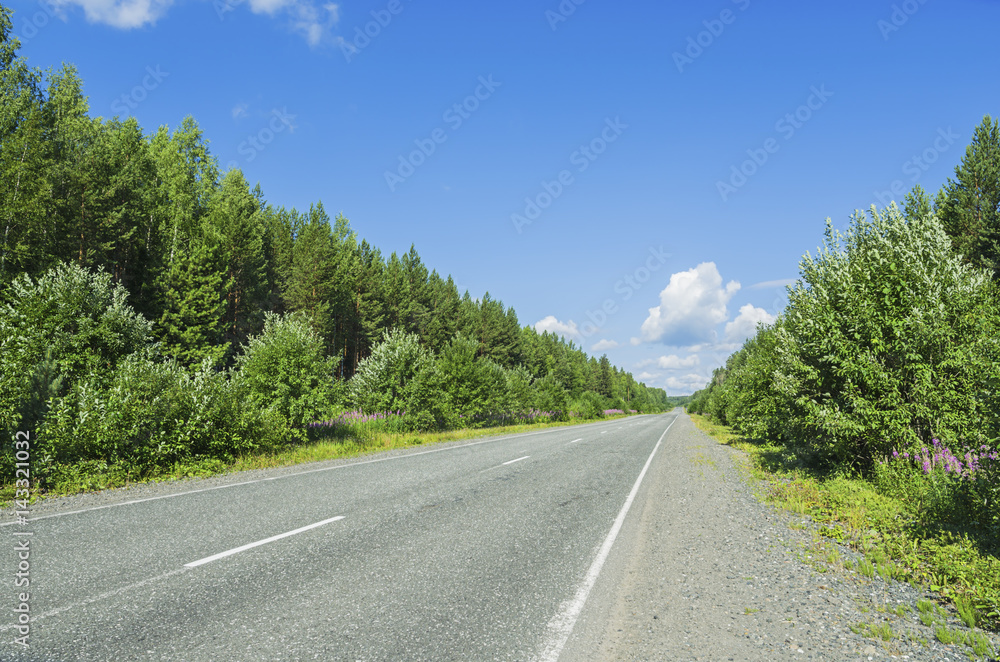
600,431,607,434
0,424,587,527
184,515,345,568
536,415,677,662
502,456,530,466
567,438,583,444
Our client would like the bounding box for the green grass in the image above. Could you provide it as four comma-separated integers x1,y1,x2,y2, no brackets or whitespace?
2,415,630,504
688,412,1000,633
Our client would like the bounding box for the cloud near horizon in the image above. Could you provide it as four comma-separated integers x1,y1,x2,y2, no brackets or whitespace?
639,262,740,346
534,315,580,340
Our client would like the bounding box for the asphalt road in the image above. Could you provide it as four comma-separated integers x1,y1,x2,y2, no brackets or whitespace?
2,412,680,661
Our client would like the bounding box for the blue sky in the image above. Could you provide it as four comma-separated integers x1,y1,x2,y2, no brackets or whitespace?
7,0,1000,394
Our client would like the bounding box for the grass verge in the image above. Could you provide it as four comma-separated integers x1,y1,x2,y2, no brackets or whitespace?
688,412,1000,647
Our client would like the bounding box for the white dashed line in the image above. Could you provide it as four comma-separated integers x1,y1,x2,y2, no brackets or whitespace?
185,515,345,568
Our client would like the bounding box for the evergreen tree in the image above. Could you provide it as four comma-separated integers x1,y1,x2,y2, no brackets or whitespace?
155,242,230,367
202,169,269,352
938,116,1000,277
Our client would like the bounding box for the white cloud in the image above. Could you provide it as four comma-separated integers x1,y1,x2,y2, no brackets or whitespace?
656,354,700,370
51,0,338,44
590,339,619,352
639,262,740,346
637,371,658,382
50,0,174,28
285,1,339,46
665,373,709,394
724,304,776,343
534,316,580,340
231,102,249,119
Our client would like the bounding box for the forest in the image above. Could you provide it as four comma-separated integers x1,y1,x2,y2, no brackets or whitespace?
0,7,668,488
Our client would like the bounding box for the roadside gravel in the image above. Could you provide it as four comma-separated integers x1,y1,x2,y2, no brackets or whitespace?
562,413,1000,662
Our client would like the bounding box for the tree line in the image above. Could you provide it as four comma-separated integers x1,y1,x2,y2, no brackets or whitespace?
0,6,667,485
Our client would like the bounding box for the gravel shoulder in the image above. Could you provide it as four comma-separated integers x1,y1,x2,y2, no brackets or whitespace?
560,413,1000,662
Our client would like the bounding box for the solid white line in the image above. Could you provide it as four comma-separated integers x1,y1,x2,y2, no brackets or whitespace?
536,415,677,662
502,456,530,466
567,439,583,444
184,515,345,568
0,425,579,527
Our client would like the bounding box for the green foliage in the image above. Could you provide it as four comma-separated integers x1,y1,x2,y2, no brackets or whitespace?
572,391,607,420
695,205,1000,473
235,312,338,432
433,333,507,426
938,116,1000,278
349,327,433,415
530,373,569,420
784,205,1000,469
154,242,230,367
0,262,152,435
35,354,285,481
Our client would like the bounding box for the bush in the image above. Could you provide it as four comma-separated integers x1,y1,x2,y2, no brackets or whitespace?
0,262,152,435
32,355,285,482
349,328,433,415
236,312,338,432
433,334,507,427
572,391,606,420
531,373,569,420
780,205,1000,471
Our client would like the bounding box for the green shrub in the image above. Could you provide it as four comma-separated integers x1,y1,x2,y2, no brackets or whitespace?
34,355,285,481
781,205,1000,471
531,373,569,420
235,312,339,432
433,334,507,427
573,391,606,420
0,262,152,436
349,327,433,415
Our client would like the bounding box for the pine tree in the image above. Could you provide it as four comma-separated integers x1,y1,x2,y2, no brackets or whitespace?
201,169,269,352
155,242,230,367
937,116,1000,277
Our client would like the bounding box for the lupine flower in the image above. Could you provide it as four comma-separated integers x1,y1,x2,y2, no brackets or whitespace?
882,438,998,481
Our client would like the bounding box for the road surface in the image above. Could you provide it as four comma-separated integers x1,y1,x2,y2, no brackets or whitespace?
2,412,679,661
